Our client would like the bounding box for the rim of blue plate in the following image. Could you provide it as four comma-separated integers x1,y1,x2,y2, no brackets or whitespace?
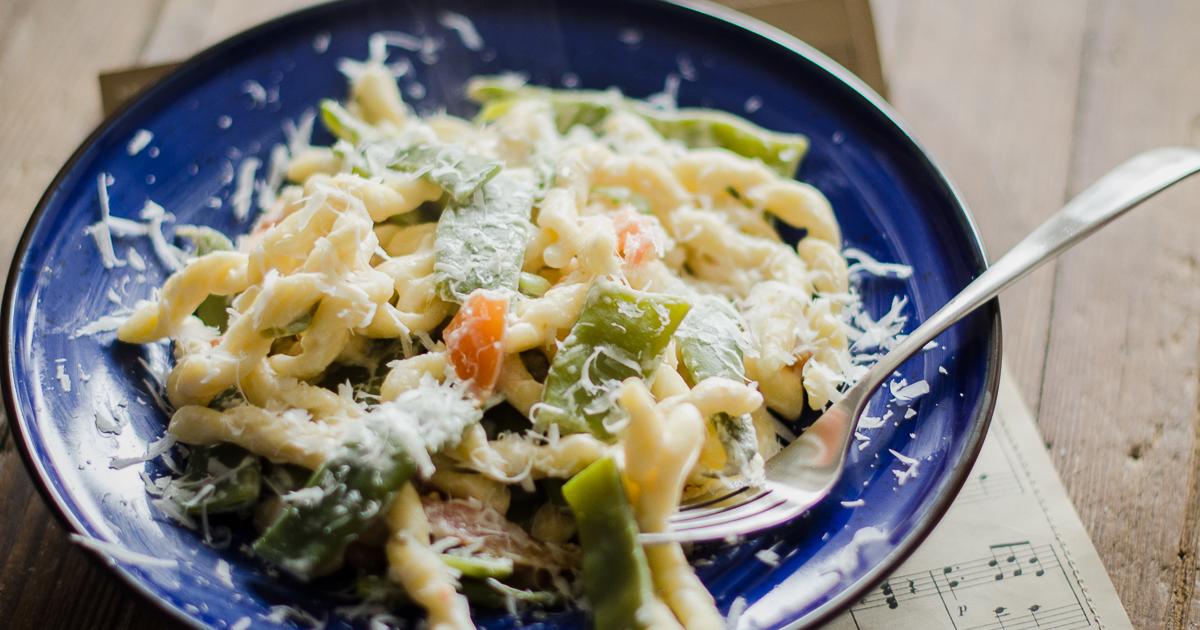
1,0,1002,628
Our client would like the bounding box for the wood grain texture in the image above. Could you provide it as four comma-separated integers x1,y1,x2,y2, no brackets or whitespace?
869,0,1089,412
1034,1,1200,627
0,1,179,625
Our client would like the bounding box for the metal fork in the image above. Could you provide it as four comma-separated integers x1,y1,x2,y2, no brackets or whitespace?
643,147,1200,545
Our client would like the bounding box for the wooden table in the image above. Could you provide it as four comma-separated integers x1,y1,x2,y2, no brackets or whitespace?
1,1,1197,627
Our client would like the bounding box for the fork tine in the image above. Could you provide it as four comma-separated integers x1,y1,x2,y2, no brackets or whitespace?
677,484,754,512
670,488,772,523
666,491,787,530
642,500,806,544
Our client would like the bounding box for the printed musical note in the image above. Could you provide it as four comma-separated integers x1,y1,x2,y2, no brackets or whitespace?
850,542,1067,615
828,384,1129,630
961,603,1091,630
992,606,1009,630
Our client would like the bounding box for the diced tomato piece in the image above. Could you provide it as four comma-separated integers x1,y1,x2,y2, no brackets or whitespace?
611,209,664,266
444,290,509,400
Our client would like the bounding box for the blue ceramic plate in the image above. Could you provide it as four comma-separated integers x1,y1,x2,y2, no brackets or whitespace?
2,0,1000,628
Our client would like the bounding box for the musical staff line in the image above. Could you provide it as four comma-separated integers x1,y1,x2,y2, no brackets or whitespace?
955,472,1024,504
963,603,1090,630
854,542,1058,612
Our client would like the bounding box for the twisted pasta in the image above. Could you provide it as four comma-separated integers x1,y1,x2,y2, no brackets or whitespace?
116,64,863,629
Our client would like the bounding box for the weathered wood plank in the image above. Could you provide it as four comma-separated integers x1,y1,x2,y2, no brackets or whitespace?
142,0,322,65
869,0,1089,413
0,1,177,626
0,0,164,278
1037,1,1200,627
0,449,173,628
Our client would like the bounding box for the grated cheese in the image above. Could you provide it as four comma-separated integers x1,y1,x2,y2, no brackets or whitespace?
646,73,681,111
126,129,154,156
256,143,289,212
265,605,326,629
847,295,908,354
312,31,331,54
140,201,187,271
844,248,914,280
85,173,125,269
377,30,422,52
72,313,129,338
888,448,921,486
215,559,234,588
127,247,147,271
725,596,748,629
840,499,865,508
827,527,888,576
241,80,268,108
618,28,643,46
55,363,72,392
744,96,763,113
438,11,484,51
676,54,697,81
110,433,176,469
69,533,177,568
94,404,125,434
890,378,930,402
231,156,261,221
857,415,884,430
283,109,316,156
755,548,781,567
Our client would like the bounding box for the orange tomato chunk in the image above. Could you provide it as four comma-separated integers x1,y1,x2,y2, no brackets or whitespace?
612,209,665,266
443,290,509,400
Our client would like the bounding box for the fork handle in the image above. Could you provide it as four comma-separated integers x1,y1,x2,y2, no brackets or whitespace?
840,147,1200,410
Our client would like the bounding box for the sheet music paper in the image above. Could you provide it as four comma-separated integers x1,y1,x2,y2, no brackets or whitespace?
827,372,1133,629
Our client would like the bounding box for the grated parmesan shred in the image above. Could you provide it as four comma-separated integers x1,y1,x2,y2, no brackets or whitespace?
69,533,177,568
126,129,154,156
215,559,234,588
844,248,914,280
755,547,781,567
73,313,129,338
241,80,268,109
231,156,261,221
110,433,176,470
888,448,921,486
256,143,289,212
140,201,186,271
726,595,748,629
265,605,326,629
283,109,316,156
890,378,930,402
312,32,331,54
438,11,484,51
55,362,72,392
646,73,681,111
86,173,125,269
127,247,147,271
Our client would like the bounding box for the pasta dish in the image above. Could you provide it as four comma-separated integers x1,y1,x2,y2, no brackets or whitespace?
115,59,852,628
